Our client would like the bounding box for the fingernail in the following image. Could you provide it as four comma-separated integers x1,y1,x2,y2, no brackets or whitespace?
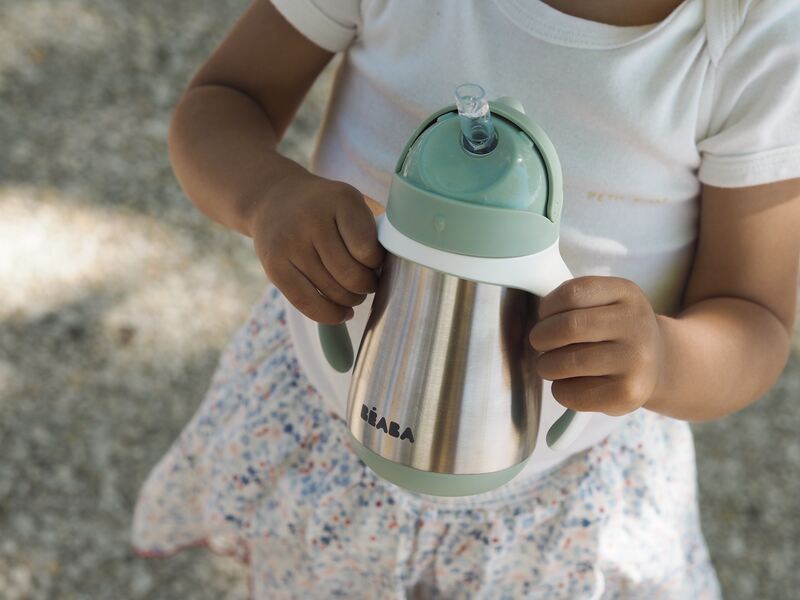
342,309,354,322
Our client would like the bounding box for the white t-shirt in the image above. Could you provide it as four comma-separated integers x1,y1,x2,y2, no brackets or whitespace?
272,0,800,473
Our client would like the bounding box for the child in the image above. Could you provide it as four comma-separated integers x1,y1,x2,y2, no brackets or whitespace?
132,0,800,597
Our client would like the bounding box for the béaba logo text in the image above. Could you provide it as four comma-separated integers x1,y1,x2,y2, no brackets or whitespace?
361,405,415,443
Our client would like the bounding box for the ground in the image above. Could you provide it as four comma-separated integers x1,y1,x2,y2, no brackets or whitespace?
0,1,798,598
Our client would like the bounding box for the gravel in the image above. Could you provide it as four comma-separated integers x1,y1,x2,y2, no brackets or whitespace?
0,1,797,598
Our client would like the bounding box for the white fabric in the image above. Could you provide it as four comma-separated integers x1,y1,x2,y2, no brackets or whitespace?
272,0,360,53
698,0,800,186
271,0,800,472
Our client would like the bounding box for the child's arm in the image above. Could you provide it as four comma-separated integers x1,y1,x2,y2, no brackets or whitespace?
530,179,800,421
167,1,383,325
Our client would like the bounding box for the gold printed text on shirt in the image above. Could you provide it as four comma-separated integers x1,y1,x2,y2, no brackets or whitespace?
586,191,668,204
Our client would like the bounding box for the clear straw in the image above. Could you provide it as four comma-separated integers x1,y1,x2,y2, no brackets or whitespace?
454,83,498,155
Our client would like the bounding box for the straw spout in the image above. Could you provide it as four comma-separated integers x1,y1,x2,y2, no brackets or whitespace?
454,83,498,155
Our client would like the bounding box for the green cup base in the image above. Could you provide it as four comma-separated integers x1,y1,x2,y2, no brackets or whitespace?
348,432,528,497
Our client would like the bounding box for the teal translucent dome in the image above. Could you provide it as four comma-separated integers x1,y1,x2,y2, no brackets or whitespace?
400,110,548,214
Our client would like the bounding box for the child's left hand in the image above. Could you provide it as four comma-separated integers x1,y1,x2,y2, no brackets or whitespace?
528,276,665,417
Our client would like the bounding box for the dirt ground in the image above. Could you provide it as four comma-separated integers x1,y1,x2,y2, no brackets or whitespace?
0,1,798,598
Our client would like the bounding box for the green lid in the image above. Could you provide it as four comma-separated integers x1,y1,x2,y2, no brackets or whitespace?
400,112,548,213
387,90,564,258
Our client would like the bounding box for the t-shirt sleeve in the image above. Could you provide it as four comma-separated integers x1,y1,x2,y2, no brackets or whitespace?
697,0,800,188
271,0,361,53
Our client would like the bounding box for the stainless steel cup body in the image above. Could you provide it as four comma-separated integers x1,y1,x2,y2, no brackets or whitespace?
346,253,543,475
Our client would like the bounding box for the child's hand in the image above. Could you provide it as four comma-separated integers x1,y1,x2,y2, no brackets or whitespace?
528,276,665,416
250,171,385,324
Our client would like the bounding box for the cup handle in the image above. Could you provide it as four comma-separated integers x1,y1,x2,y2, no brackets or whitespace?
525,248,593,451
316,209,385,375
318,323,355,373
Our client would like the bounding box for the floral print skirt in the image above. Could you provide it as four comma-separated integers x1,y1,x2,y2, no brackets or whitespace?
132,284,721,599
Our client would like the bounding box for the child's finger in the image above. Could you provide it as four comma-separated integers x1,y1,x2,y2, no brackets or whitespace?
529,304,625,352
335,197,385,269
535,341,626,381
551,375,644,417
538,276,638,320
290,249,367,308
550,376,617,413
269,259,352,324
314,225,378,295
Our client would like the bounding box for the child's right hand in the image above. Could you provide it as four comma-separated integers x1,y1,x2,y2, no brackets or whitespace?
250,171,385,325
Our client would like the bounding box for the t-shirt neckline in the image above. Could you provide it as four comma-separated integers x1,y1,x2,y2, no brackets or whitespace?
493,0,695,49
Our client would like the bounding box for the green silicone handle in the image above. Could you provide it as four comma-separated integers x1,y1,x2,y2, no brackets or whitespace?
545,408,577,448
317,323,354,373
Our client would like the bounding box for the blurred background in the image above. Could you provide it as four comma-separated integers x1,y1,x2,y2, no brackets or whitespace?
0,1,797,598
